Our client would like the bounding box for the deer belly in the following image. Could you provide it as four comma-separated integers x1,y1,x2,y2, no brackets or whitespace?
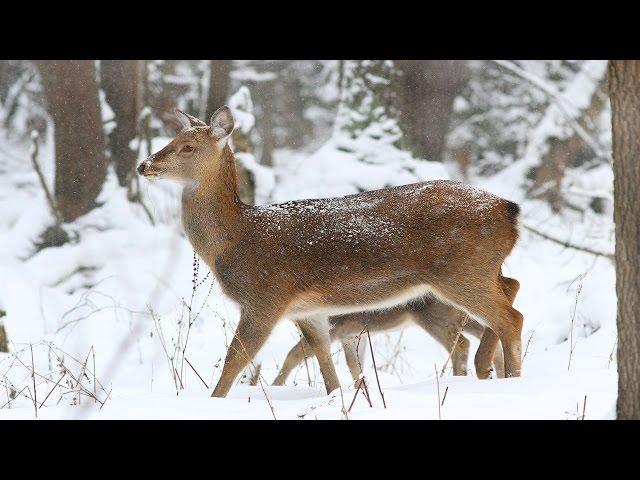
287,283,435,320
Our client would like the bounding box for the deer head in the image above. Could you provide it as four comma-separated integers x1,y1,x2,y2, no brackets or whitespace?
137,106,235,184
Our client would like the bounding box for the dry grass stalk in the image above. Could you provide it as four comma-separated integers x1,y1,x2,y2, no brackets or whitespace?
299,331,313,387
339,386,349,420
185,357,209,389
365,326,386,408
434,364,442,420
378,331,408,381
39,373,66,408
522,329,536,364
30,344,37,417
607,339,617,369
353,330,372,407
148,306,180,392
0,341,110,415
568,274,584,371
147,253,217,393
441,386,449,407
347,379,364,413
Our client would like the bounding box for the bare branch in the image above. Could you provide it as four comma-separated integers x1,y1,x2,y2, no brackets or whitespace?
522,223,614,260
29,131,62,224
365,326,386,409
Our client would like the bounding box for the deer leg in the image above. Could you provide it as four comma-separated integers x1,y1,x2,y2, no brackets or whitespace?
475,328,500,379
272,337,312,386
463,319,501,378
498,306,523,378
473,275,520,379
247,362,262,386
297,317,341,394
493,340,505,378
342,334,368,384
414,315,470,376
451,335,470,376
474,306,523,379
498,276,522,378
437,278,524,379
211,309,277,398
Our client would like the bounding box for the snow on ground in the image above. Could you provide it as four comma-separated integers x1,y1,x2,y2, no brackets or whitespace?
0,134,617,419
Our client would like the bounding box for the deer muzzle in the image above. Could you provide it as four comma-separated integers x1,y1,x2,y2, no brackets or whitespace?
137,155,164,177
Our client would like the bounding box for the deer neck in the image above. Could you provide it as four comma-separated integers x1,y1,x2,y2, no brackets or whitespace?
181,144,245,260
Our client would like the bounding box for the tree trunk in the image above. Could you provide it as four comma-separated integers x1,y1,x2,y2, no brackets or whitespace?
232,127,256,206
0,308,7,353
0,61,8,103
206,60,232,120
338,60,345,101
35,60,107,222
258,80,277,166
101,60,141,187
153,60,180,131
609,60,640,419
395,60,468,161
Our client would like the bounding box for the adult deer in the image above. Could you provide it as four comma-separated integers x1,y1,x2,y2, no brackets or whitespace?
138,106,523,397
273,277,520,386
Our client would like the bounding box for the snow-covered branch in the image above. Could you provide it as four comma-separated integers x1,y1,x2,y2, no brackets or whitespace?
492,59,609,161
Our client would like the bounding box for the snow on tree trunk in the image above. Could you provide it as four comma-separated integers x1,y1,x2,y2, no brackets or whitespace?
609,60,640,420
229,86,256,205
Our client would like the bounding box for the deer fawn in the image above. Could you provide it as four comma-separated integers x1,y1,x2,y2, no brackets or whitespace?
138,106,523,397
273,276,520,386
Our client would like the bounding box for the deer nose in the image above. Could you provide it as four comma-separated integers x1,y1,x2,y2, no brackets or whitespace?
137,163,146,175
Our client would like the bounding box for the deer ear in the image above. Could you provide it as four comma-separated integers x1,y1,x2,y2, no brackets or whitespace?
175,109,206,129
209,106,234,140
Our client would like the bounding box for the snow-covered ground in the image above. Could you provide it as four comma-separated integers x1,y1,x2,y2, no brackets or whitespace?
0,130,617,419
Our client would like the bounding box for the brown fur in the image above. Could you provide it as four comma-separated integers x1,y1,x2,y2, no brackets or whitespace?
138,107,524,397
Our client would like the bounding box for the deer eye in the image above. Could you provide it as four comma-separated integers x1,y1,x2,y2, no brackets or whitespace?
182,145,194,153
